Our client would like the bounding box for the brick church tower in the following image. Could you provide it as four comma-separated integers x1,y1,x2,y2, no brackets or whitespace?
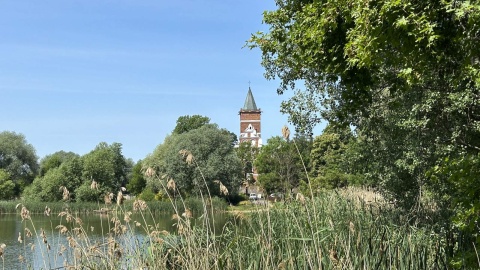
239,87,262,147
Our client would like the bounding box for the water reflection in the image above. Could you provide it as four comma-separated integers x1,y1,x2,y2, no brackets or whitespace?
0,212,229,269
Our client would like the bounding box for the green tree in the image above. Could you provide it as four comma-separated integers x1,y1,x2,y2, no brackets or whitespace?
254,136,304,196
249,1,480,266
145,124,242,197
81,142,128,193
429,154,480,267
0,169,15,200
126,161,146,195
23,156,84,201
39,151,79,177
0,131,38,193
173,115,210,135
309,125,364,190
248,0,480,206
24,143,129,202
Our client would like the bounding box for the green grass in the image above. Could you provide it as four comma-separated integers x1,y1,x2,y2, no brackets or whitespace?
0,197,227,215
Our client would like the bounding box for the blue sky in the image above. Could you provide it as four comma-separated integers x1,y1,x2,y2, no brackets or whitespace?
1,1,324,161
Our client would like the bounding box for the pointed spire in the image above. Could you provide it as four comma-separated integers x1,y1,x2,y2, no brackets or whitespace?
243,87,258,111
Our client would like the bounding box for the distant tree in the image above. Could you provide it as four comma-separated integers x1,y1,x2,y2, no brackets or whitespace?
127,162,146,195
172,115,210,134
39,151,79,177
0,169,15,200
81,142,128,192
309,124,365,190
0,131,38,194
254,136,303,196
23,143,129,202
145,124,242,197
75,181,103,202
23,156,84,201
236,141,259,183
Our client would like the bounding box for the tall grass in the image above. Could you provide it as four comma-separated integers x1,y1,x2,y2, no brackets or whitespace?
0,189,450,269
0,142,455,269
216,191,447,269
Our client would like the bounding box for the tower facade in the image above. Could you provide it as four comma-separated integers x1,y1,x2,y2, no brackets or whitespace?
239,87,262,147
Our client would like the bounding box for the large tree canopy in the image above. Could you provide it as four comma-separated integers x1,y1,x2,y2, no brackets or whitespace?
249,1,480,265
0,131,38,193
39,151,79,177
249,0,480,205
173,115,211,135
144,124,242,197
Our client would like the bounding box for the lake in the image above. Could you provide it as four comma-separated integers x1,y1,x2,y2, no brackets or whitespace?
0,211,230,269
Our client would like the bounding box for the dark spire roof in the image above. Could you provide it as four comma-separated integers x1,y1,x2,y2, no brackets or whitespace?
242,87,258,111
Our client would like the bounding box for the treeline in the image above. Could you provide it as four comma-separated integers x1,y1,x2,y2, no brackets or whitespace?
0,115,243,203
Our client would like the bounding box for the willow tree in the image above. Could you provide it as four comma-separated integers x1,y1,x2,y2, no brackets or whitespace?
144,124,243,197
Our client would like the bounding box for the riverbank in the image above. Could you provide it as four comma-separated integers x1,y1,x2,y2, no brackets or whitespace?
1,189,457,269
0,197,228,215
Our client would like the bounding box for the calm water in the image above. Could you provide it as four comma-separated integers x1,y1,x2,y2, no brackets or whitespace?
0,212,229,269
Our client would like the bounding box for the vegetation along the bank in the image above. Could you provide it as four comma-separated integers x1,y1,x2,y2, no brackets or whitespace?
1,0,480,268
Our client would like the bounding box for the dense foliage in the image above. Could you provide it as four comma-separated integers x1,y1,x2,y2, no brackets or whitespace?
0,169,15,200
126,162,146,196
0,131,38,195
309,125,365,190
248,0,480,267
172,115,211,135
254,135,309,195
23,142,131,202
144,124,243,197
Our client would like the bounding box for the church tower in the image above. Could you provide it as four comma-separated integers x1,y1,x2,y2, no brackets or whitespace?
239,87,262,147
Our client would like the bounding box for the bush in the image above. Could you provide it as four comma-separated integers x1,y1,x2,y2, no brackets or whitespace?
75,182,104,202
139,188,156,201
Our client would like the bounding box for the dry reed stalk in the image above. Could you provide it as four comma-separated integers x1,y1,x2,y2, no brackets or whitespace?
349,221,355,234
116,191,124,206
133,199,147,211
59,186,70,201
90,180,99,190
105,193,114,204
179,149,194,165
214,180,229,196
282,125,290,140
296,192,305,205
44,206,51,216
167,178,176,191
144,167,155,177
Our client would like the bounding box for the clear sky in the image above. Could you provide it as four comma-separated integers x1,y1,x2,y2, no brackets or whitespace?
1,1,324,161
